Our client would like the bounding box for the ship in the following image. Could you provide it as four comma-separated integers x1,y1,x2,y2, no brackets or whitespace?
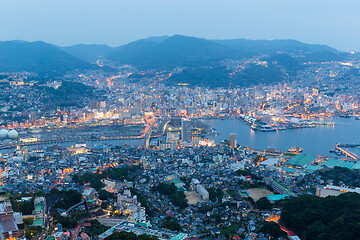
340,113,351,118
251,124,276,132
259,125,276,132
288,146,303,153
210,128,219,136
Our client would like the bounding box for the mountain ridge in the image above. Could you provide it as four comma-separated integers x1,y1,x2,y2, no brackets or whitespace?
0,35,341,74
107,35,338,68
0,40,99,74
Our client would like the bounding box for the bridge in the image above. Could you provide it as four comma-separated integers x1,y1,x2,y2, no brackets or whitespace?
144,119,170,148
145,128,152,149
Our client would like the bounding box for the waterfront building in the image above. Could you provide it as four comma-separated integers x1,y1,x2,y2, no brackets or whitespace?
181,118,193,143
229,133,236,148
285,153,317,168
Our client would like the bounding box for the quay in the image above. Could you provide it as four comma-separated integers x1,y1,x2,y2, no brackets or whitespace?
335,144,359,160
0,135,146,150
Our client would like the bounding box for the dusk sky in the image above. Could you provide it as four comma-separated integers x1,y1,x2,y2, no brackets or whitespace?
0,0,358,50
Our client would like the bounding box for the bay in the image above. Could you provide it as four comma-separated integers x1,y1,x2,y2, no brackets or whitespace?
202,116,360,157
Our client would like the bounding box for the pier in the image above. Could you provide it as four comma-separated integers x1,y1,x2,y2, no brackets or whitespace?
335,144,359,160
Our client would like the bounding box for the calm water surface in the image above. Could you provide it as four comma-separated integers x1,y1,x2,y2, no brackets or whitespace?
1,117,359,157
203,117,360,157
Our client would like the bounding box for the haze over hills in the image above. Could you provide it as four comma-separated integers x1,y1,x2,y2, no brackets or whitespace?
108,35,248,67
213,39,336,54
59,44,122,62
57,35,339,68
0,41,99,74
0,35,344,77
107,35,339,68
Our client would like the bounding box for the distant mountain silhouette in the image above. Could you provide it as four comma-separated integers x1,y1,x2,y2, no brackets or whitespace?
61,36,173,64
60,44,121,62
0,41,99,73
108,35,248,67
108,35,338,68
0,36,342,76
213,39,335,54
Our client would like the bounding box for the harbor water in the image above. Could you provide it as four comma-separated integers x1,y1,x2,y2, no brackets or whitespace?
1,117,360,158
203,116,360,157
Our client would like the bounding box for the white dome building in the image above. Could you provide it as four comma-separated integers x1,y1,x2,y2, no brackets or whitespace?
290,117,300,124
0,129,8,139
7,130,18,139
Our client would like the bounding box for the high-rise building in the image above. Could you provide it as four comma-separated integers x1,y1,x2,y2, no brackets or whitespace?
230,133,237,148
30,110,36,124
0,201,24,239
181,118,193,143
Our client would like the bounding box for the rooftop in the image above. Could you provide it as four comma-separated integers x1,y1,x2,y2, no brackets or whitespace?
100,221,187,240
266,194,290,202
287,153,316,167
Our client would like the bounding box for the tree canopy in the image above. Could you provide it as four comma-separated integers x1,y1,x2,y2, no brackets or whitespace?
280,193,360,240
153,182,188,209
318,167,360,187
255,197,273,210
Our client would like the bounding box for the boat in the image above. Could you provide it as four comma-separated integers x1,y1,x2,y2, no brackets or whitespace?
210,128,219,136
259,125,276,132
288,146,303,153
277,126,286,131
340,113,351,118
355,115,360,120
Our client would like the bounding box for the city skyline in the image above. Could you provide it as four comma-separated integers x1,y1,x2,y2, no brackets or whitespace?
1,1,360,239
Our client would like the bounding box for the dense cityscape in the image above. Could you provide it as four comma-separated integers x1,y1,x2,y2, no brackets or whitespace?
0,48,360,240
2,1,360,239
